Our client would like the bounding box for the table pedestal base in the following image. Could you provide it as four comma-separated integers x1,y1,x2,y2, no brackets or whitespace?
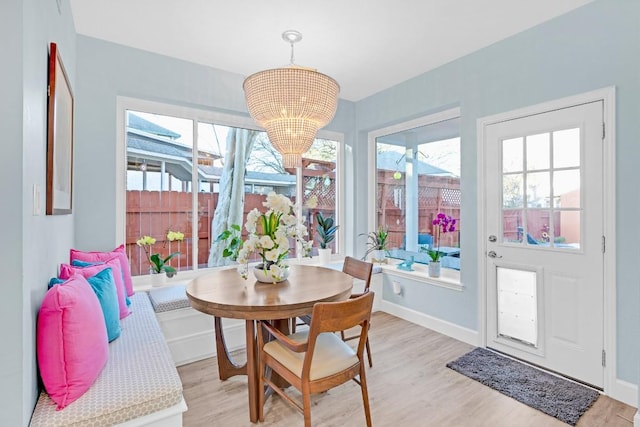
213,317,291,423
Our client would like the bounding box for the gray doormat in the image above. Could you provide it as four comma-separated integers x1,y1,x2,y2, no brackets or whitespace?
446,348,600,425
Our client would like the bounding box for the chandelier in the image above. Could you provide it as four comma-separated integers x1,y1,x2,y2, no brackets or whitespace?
243,30,340,168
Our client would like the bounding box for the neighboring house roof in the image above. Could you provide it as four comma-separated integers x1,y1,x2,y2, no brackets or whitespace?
126,122,295,187
376,151,455,176
128,113,181,139
128,134,193,158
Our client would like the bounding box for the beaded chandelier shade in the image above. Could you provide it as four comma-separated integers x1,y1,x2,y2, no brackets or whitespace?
243,31,340,168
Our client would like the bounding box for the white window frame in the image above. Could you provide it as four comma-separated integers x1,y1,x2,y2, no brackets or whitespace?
116,96,345,274
367,107,462,290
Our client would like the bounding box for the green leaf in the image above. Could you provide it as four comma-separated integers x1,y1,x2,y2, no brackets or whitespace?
215,230,231,242
163,252,180,264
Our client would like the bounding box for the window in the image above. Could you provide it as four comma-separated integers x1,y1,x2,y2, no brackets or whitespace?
119,99,342,276
370,109,461,272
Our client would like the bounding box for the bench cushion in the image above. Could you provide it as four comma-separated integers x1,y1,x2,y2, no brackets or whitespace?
148,285,190,313
30,292,183,426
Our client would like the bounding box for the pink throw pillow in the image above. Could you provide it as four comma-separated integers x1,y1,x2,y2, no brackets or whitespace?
70,245,134,297
59,257,130,319
37,275,108,409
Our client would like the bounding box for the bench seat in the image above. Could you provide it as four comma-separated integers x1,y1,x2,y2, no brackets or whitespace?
30,292,185,426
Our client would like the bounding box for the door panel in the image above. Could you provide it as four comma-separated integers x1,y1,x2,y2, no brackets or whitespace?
484,101,604,388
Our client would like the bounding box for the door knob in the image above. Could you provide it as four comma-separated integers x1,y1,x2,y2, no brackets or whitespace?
488,251,502,258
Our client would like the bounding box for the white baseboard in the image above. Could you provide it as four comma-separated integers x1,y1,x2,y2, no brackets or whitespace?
378,299,479,346
634,410,640,427
611,378,638,408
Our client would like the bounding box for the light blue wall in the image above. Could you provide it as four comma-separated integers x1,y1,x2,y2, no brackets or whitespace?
1,0,76,423
74,36,356,251
355,0,640,384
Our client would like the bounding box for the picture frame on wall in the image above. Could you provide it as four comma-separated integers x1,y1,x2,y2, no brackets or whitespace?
46,42,74,215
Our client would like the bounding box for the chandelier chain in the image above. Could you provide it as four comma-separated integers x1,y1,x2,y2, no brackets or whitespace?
289,41,295,65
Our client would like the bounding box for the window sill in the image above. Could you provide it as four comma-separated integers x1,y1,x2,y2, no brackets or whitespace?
378,259,464,292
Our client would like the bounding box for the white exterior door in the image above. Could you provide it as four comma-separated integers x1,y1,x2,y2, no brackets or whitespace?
484,101,604,388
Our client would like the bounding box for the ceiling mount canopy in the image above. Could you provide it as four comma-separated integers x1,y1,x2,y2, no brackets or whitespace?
243,30,340,168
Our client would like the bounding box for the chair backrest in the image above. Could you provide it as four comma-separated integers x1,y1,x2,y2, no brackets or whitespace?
308,292,374,338
342,256,373,292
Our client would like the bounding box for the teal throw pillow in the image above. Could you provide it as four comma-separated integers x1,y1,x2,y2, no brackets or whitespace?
48,277,66,289
72,259,131,306
86,267,122,342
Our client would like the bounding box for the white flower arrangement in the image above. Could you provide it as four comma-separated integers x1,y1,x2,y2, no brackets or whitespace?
235,192,312,282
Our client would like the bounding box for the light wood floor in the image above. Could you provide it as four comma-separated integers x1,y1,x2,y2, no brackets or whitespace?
178,312,635,427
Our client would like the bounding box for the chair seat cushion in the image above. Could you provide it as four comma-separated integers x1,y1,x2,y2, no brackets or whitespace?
264,331,358,381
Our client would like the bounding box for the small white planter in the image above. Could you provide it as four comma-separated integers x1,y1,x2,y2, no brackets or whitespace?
372,249,386,264
428,261,441,278
150,272,167,287
318,248,332,265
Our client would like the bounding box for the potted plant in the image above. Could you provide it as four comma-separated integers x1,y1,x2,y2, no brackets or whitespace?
315,212,339,265
218,192,312,283
136,230,185,286
361,226,389,263
420,213,456,277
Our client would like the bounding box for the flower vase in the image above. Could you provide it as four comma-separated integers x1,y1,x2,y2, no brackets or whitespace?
318,248,332,265
253,264,290,284
428,261,441,278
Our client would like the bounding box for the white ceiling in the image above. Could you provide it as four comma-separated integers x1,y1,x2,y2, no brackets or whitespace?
69,0,593,102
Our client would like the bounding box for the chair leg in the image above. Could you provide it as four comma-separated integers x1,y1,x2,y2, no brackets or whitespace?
302,385,312,427
257,356,265,422
365,337,373,368
359,364,373,427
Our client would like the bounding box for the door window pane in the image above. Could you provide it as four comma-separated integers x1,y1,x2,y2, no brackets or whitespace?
526,133,550,171
526,172,550,208
502,210,523,243
503,174,523,208
553,128,580,168
502,137,523,173
556,211,581,249
553,169,580,208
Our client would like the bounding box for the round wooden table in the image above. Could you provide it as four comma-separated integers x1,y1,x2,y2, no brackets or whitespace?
186,265,353,423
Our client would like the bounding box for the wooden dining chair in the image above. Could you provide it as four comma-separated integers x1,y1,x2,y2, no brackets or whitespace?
257,292,374,427
296,256,374,367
